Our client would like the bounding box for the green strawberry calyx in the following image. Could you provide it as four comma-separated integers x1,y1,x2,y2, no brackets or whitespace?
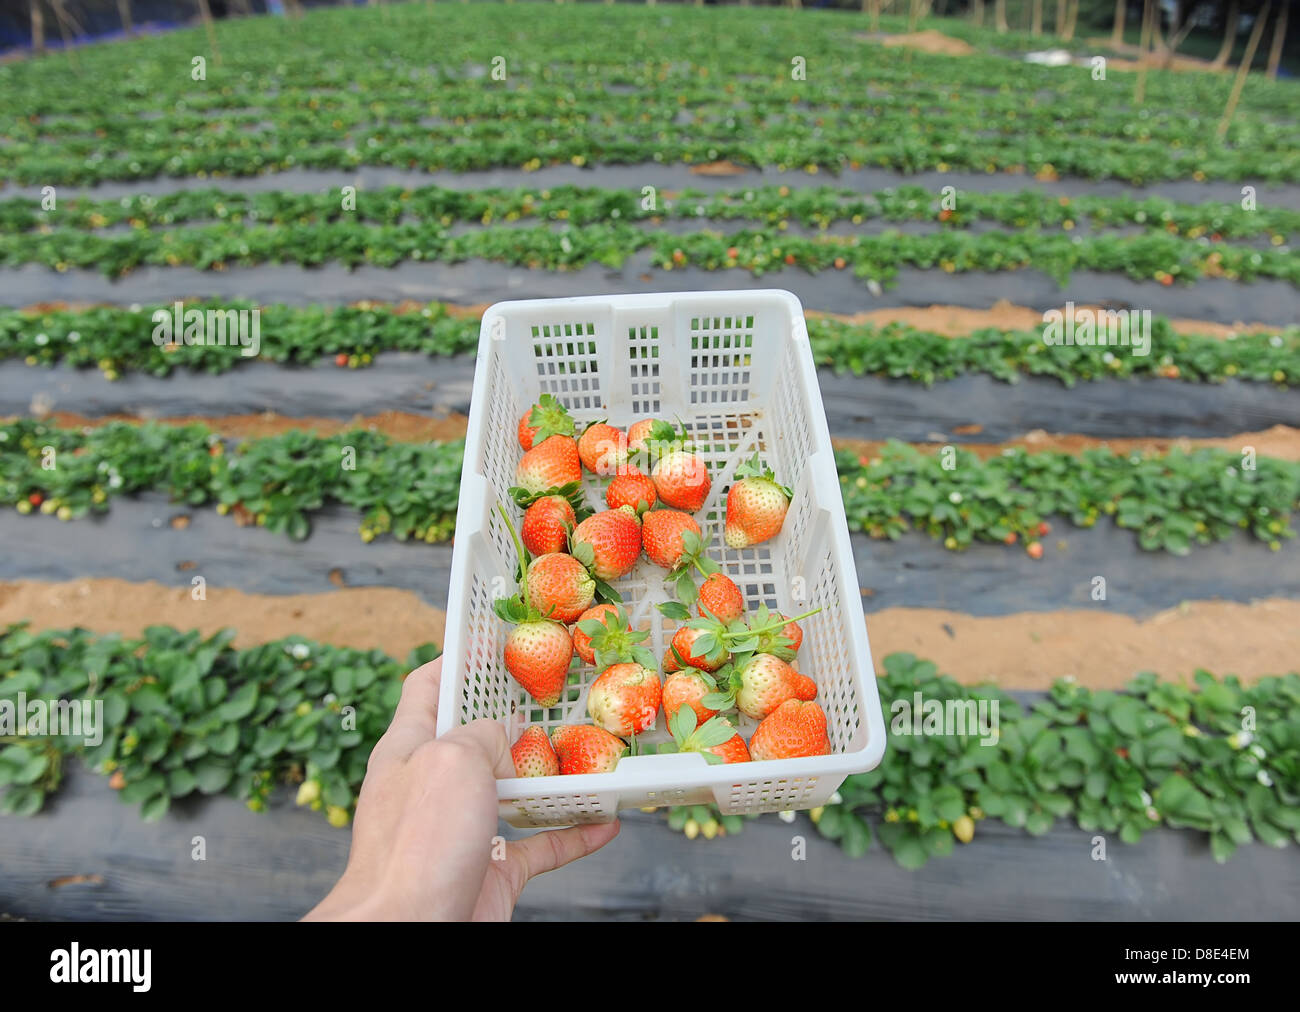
576,606,654,670
525,393,575,445
662,706,735,766
733,452,792,500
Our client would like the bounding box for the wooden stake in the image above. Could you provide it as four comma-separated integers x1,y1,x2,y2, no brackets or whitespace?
1217,0,1271,141
1212,0,1239,68
117,0,135,36
1266,0,1287,79
31,0,45,56
1110,0,1124,46
196,0,221,67
1135,0,1152,104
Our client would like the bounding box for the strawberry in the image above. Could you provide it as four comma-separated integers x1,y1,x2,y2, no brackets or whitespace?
662,668,719,727
722,653,817,721
574,604,655,670
512,435,582,503
724,453,791,549
493,504,576,706
500,619,573,708
663,646,682,673
577,421,628,476
587,661,662,736
697,572,744,624
520,495,575,557
665,706,749,765
652,449,711,512
511,726,560,777
634,420,710,512
753,608,804,661
640,509,702,569
626,418,657,455
606,468,657,514
572,603,623,665
748,699,831,760
551,724,628,775
670,626,726,672
518,393,574,451
571,507,642,582
525,552,595,623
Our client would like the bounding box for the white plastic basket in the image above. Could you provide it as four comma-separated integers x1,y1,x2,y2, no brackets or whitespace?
437,290,885,827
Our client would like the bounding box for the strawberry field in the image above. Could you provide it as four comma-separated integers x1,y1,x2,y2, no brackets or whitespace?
0,2,1298,922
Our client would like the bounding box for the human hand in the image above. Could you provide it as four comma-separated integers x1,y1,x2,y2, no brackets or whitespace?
304,657,620,921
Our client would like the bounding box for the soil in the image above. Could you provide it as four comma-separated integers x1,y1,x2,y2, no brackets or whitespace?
31,409,471,443
869,30,976,57
3,579,1293,688
0,579,446,661
834,423,1300,462
805,300,1285,339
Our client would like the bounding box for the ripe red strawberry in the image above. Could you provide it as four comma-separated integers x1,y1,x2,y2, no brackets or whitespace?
749,699,831,760
577,422,628,476
697,572,744,623
671,626,726,672
551,724,628,775
626,418,657,455
520,495,575,557
652,449,711,512
666,706,749,765
495,504,576,707
518,393,574,451
662,669,719,727
734,653,817,720
571,507,642,581
571,603,623,665
502,620,573,707
514,436,582,497
587,662,662,736
525,552,595,623
724,454,791,549
510,726,560,777
641,509,702,569
606,468,657,514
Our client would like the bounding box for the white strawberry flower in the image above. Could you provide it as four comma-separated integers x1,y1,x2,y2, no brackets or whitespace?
777,810,796,823
948,492,962,504
290,643,311,660
35,333,48,346
1256,770,1273,788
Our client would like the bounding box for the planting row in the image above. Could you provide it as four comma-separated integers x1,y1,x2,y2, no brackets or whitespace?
2,7,1295,184
2,419,1295,554
7,184,1295,240
5,221,1294,285
1,625,1294,870
4,300,1295,386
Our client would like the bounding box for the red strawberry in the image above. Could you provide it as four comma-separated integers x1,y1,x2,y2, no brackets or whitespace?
572,603,623,665
662,669,719,727
606,468,657,514
587,662,662,736
510,726,560,777
518,393,574,451
520,495,575,557
663,646,682,673
28,493,44,507
724,454,790,549
525,552,595,623
573,604,655,671
734,653,817,720
697,572,744,623
749,699,831,760
501,620,573,707
551,724,628,775
641,509,703,569
571,507,642,581
666,706,749,765
577,422,628,476
671,626,726,672
652,449,711,512
514,435,581,496
495,505,577,707
626,418,657,455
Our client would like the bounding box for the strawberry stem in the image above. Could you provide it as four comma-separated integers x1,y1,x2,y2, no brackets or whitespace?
495,501,532,613
740,605,824,637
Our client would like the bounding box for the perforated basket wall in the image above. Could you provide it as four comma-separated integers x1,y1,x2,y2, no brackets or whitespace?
437,291,885,828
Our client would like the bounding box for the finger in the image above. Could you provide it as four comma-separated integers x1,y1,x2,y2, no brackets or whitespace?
441,717,515,779
507,820,621,887
368,657,444,767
